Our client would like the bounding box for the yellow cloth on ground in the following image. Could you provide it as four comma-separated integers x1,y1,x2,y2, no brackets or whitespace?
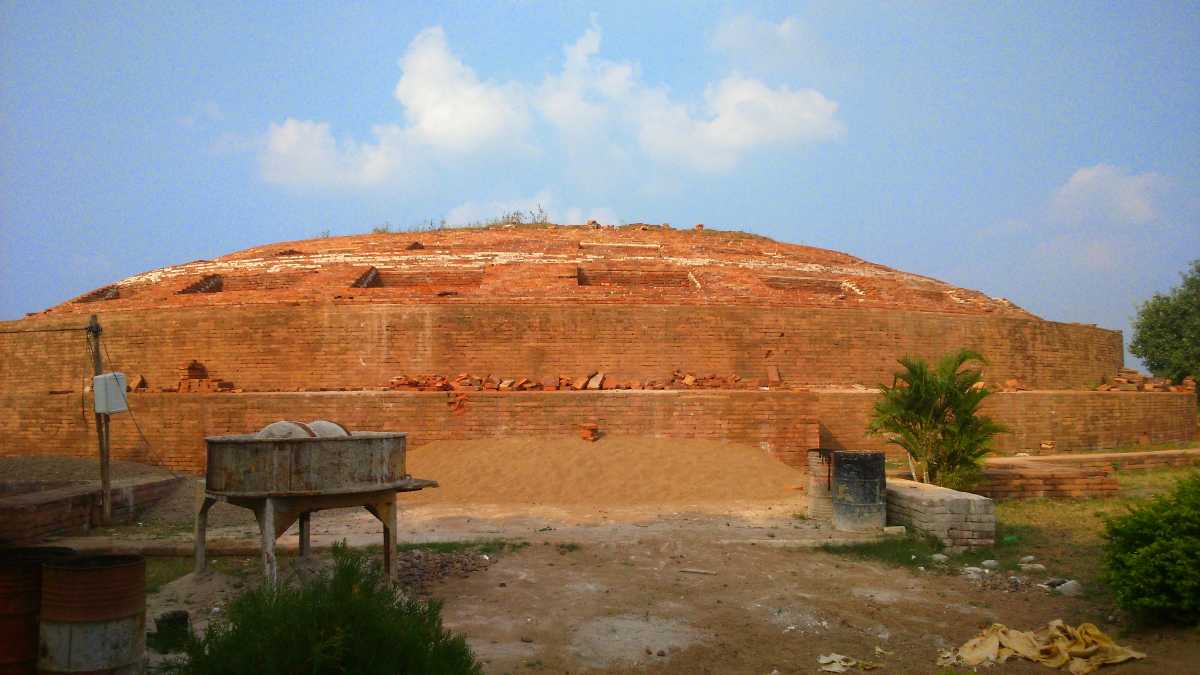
940,620,1146,674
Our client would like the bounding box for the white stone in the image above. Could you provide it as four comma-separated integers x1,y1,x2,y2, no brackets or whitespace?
1020,563,1046,573
1020,555,1036,564
1056,580,1083,597
930,553,949,563
981,559,1000,570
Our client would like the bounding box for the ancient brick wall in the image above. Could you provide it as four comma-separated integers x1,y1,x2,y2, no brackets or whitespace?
0,303,1121,395
0,390,821,474
815,390,1197,455
0,388,1191,475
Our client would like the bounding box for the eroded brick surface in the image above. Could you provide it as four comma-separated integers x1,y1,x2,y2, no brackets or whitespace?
0,226,1192,473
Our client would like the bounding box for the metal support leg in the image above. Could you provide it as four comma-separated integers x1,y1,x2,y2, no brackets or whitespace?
193,496,216,575
365,494,398,584
256,498,278,587
383,498,397,582
299,511,312,558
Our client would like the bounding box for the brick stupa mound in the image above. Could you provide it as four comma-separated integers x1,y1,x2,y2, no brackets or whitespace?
2,222,1194,476
45,223,1031,317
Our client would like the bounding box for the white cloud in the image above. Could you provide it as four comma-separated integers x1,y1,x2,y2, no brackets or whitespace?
713,15,810,69
394,27,530,153
1050,164,1166,226
711,13,835,81
539,23,843,174
260,119,404,189
258,19,844,189
260,27,529,189
632,75,843,172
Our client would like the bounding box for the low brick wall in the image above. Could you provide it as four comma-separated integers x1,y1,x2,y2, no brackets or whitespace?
0,475,183,544
976,448,1198,500
976,461,1119,500
886,478,996,551
817,390,1197,457
988,447,1200,473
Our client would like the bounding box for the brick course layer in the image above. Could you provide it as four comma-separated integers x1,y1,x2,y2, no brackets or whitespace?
1,303,1122,394
0,389,1191,475
816,391,1196,454
976,449,1200,500
886,478,996,551
0,390,820,475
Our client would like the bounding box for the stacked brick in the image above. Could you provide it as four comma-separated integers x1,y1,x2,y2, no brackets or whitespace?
170,360,238,393
974,460,1119,499
1096,368,1196,393
885,478,995,552
384,369,793,392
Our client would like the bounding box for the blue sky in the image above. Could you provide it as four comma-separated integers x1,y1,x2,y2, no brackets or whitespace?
2,2,1197,367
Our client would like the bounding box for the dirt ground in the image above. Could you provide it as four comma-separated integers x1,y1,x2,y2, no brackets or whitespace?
17,448,1199,674
76,500,1193,675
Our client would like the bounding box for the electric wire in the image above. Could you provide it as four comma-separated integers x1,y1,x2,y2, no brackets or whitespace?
100,340,180,478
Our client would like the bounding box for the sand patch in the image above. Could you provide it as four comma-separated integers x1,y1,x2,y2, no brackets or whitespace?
406,435,803,506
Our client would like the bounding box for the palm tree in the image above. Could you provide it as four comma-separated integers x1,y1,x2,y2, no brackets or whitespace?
867,349,1007,488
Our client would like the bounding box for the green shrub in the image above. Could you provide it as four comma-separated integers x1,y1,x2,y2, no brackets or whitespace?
172,543,482,674
1103,472,1200,625
867,349,1006,487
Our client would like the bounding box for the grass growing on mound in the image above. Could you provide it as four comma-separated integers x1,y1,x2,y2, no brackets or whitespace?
170,543,482,675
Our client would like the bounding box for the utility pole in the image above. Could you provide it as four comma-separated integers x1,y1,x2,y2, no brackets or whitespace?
87,315,112,524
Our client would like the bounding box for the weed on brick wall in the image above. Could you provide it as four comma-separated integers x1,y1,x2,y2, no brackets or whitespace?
1103,472,1200,625
168,543,482,674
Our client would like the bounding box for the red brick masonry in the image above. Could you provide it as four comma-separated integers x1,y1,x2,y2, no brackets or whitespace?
0,475,184,543
0,390,1192,475
976,448,1200,500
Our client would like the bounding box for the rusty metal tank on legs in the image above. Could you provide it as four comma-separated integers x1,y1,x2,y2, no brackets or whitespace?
37,554,145,674
195,421,437,586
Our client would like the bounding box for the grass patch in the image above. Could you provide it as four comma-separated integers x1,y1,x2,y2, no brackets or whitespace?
145,556,256,594
555,542,581,554
821,533,945,567
392,538,528,556
993,467,1198,588
819,468,1198,583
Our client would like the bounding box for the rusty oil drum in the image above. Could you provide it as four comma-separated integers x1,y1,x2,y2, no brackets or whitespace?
831,451,887,532
38,555,145,674
806,449,835,520
0,548,76,675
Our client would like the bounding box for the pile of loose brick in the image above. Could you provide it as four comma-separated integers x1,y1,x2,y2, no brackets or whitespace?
385,368,794,392
170,360,239,393
1096,368,1196,393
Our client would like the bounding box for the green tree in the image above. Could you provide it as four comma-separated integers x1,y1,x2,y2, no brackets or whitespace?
867,349,1007,489
1130,260,1200,384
